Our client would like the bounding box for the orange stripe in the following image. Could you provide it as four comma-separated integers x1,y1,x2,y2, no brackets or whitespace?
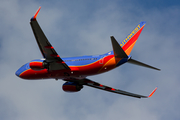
34,6,41,19
148,87,158,98
98,57,116,73
122,25,145,54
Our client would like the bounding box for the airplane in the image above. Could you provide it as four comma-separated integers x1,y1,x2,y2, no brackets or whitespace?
15,7,160,98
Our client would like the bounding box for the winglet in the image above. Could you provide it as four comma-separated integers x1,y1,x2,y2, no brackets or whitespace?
31,6,41,21
148,87,158,98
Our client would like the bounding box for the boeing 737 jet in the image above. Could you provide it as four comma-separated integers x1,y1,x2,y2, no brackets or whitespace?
15,7,160,98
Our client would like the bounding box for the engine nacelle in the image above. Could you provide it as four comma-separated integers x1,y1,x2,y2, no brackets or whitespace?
29,61,48,70
62,82,83,92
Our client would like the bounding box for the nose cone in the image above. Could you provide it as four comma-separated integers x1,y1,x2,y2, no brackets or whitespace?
15,69,21,77
15,63,29,78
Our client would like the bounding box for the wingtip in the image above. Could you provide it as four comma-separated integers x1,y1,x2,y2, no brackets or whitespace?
31,6,41,21
148,87,158,98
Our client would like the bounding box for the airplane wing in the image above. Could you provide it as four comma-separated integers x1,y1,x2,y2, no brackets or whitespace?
30,7,70,71
82,78,157,98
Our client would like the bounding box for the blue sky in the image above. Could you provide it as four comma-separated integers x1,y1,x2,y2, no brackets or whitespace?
0,0,180,120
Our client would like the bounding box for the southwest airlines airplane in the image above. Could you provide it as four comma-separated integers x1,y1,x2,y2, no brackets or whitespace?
16,7,160,98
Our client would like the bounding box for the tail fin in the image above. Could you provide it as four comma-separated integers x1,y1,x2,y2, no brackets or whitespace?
120,21,146,56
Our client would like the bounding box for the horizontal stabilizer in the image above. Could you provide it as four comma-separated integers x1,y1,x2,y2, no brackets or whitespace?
111,36,128,58
128,58,160,71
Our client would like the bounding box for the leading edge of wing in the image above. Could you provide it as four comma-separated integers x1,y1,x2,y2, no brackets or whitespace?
83,78,157,98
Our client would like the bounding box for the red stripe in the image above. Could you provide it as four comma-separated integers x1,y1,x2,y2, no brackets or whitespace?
34,7,41,19
122,26,144,51
45,46,54,49
50,54,60,57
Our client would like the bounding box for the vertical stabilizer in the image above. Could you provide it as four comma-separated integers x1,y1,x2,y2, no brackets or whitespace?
120,22,146,56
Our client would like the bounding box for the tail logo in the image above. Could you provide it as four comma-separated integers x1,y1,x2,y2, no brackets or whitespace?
120,24,141,47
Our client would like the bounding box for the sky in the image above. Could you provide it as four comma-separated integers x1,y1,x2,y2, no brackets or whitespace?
0,0,180,120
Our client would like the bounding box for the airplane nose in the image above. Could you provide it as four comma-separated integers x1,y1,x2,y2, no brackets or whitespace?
15,70,19,77
15,63,29,78
15,69,21,77
15,66,23,77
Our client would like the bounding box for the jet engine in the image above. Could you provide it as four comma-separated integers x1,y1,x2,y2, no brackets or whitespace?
62,82,83,92
29,61,48,70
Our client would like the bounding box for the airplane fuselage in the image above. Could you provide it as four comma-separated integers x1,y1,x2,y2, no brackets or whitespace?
16,51,129,80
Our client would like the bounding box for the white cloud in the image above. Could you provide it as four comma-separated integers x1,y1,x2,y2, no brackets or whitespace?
0,0,180,120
